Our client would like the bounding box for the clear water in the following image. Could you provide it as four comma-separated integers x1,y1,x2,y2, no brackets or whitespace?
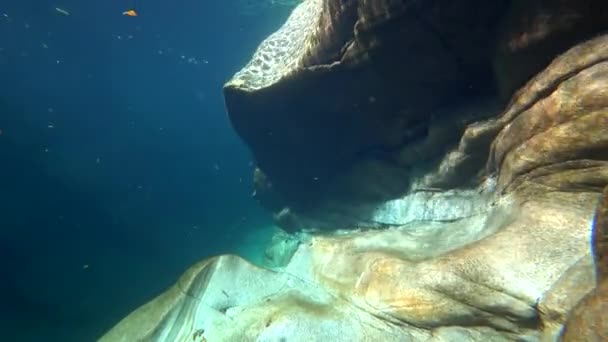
0,1,296,340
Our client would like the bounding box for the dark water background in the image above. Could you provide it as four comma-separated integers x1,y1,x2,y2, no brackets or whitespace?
0,1,292,340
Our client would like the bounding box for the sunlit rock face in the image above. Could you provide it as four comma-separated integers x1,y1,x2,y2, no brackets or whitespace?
224,0,608,231
102,1,608,341
100,189,601,341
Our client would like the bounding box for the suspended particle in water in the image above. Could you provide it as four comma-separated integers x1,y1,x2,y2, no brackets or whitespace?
55,8,70,16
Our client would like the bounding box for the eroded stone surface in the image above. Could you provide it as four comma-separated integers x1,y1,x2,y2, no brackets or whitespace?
100,255,423,342
489,35,608,195
228,0,323,91
424,34,608,200
101,189,598,341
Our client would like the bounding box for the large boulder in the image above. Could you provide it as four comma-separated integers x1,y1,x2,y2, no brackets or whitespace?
224,0,608,230
102,34,607,342
224,0,506,229
100,1,608,340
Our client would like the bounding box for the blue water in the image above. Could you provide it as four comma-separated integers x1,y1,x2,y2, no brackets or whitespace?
0,1,294,340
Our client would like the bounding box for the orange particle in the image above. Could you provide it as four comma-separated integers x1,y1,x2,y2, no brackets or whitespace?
122,9,138,17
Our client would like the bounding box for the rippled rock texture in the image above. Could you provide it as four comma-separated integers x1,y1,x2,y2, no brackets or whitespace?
102,0,608,341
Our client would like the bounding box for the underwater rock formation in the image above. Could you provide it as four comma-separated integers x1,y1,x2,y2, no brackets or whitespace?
224,0,608,231
102,0,608,341
100,188,601,341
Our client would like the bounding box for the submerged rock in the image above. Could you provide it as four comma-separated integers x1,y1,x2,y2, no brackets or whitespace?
100,188,598,341
224,0,608,231
102,1,608,341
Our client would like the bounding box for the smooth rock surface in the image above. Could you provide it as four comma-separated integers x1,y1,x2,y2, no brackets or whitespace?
101,188,597,341
225,0,511,227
